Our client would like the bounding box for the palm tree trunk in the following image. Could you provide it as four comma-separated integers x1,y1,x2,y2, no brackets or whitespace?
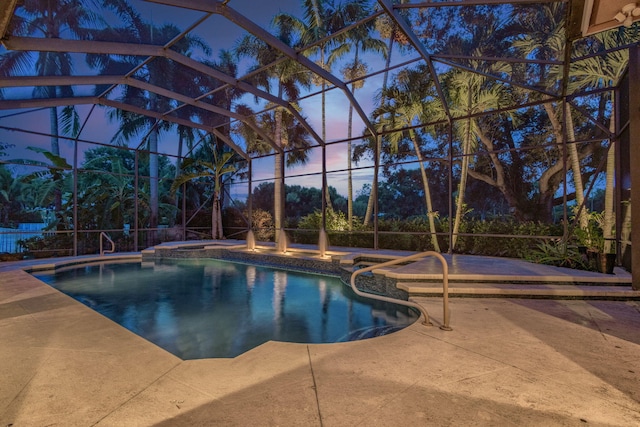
274,104,284,242
603,107,616,254
174,132,184,222
347,45,362,231
212,193,217,239
409,129,440,252
49,106,61,156
545,103,588,229
149,130,159,233
451,121,472,250
363,137,379,227
364,37,394,227
564,103,588,229
320,49,333,212
212,192,222,239
347,103,354,231
49,105,63,213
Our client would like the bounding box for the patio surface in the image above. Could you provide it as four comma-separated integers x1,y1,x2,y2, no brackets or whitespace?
1,248,640,426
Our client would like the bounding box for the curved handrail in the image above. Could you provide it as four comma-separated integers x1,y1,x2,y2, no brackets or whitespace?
350,251,451,330
100,232,115,256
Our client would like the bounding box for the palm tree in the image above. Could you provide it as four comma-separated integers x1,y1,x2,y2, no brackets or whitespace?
87,0,209,240
0,146,15,222
171,141,237,239
340,2,387,230
197,50,245,214
431,54,509,250
12,146,72,229
3,0,96,156
78,147,139,231
361,0,411,226
283,0,362,212
375,69,441,252
235,16,313,240
3,0,97,211
511,3,592,231
567,27,640,253
373,0,411,97
0,165,23,225
298,0,338,144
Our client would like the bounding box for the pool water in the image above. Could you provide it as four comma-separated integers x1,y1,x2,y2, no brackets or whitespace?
34,259,418,359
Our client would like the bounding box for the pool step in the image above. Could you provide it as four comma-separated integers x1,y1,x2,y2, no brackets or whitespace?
339,325,405,341
398,281,640,300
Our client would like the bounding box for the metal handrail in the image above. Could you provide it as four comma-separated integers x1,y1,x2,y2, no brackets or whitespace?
100,232,115,256
350,251,451,331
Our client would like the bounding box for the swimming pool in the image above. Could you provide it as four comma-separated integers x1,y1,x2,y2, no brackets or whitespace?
34,258,418,359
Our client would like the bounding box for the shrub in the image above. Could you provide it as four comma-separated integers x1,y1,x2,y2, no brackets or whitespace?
526,239,587,270
251,209,274,242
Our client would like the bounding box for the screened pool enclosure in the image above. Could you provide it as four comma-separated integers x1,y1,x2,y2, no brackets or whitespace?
0,0,639,288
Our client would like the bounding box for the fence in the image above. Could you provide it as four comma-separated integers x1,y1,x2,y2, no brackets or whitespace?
0,223,46,253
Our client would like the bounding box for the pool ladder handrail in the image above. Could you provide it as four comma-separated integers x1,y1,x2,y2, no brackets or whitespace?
100,232,115,256
350,251,451,331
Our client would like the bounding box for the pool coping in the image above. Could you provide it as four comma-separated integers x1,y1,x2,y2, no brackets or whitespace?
2,256,640,425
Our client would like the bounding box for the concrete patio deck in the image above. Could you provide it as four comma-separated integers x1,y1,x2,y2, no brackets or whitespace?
1,250,639,426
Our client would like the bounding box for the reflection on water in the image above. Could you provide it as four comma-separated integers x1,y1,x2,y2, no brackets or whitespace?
34,259,418,359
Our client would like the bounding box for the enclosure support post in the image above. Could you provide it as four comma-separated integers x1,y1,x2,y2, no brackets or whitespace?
629,46,640,290
181,182,186,241
134,151,139,252
448,121,453,254
321,142,327,232
373,134,380,250
73,139,79,257
247,159,253,231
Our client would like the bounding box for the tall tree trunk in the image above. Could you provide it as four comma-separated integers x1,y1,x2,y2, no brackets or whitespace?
451,119,473,250
174,132,183,223
274,102,284,242
49,105,62,214
603,107,616,254
545,103,588,229
212,192,218,239
564,103,588,229
470,131,523,218
347,101,354,230
149,129,159,235
364,37,394,227
409,129,440,252
346,49,361,231
212,191,224,239
320,49,333,212
49,106,60,156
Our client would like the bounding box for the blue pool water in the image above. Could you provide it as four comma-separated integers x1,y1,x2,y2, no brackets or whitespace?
34,259,418,359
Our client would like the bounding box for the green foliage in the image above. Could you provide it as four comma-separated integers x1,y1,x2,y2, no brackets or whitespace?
377,216,440,252
526,240,587,270
0,165,24,225
572,210,607,253
365,216,564,259
252,182,348,220
298,208,350,231
251,209,274,242
221,207,275,242
290,208,366,246
17,233,73,258
452,218,563,258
